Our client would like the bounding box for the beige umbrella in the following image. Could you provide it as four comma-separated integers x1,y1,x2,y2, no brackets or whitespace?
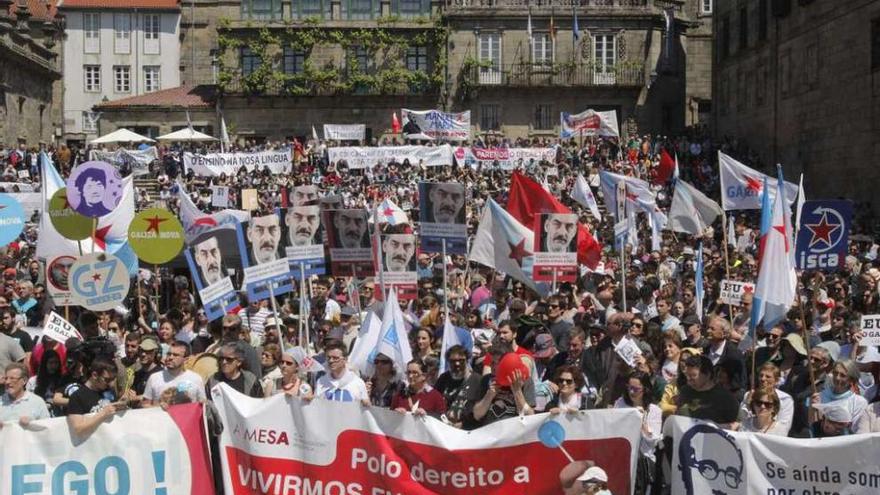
156,128,217,142
90,128,155,144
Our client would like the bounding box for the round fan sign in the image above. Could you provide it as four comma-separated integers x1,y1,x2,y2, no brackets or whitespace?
48,188,93,240
66,161,124,218
0,194,25,246
69,252,130,311
128,208,185,264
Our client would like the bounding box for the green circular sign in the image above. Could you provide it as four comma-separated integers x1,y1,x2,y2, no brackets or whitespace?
128,208,185,264
48,188,93,240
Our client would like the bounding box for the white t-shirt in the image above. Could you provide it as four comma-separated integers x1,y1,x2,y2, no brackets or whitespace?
143,369,207,403
314,369,368,403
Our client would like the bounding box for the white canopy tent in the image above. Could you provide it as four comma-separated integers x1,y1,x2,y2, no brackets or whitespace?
156,128,217,142
90,128,155,145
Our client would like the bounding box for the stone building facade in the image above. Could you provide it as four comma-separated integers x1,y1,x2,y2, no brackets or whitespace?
99,0,712,142
445,0,713,138
0,0,62,147
713,0,880,205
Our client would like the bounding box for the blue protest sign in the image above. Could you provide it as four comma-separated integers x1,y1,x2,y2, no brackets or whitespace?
795,200,852,272
69,253,131,311
0,194,25,246
537,420,566,448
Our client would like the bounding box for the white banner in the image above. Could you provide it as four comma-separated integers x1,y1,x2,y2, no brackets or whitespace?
212,384,642,495
667,416,880,495
91,147,159,176
401,109,471,141
560,109,620,138
7,192,41,215
327,145,453,170
0,403,213,495
453,147,556,170
0,182,35,192
43,311,82,343
183,150,292,176
719,279,756,307
323,124,365,141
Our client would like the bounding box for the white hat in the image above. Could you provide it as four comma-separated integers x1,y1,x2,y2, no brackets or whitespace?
576,466,608,483
815,403,852,423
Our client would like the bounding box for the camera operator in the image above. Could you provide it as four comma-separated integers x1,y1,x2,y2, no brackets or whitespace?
66,358,123,438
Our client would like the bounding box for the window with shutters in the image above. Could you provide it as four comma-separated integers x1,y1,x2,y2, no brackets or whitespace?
84,13,100,53
143,14,160,55
114,13,130,54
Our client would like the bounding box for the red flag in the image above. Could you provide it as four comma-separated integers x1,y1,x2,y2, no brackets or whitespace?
654,148,676,185
392,112,401,134
507,172,602,269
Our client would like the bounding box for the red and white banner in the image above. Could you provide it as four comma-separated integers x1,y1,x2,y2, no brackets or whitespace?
453,147,556,170
560,109,619,139
213,384,642,495
0,403,213,494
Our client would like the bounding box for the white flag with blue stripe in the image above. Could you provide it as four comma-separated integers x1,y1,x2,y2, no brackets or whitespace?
376,290,413,381
439,318,474,374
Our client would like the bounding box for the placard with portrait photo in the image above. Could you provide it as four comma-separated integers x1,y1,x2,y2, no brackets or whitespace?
418,181,467,254
244,211,295,301
533,213,578,282
323,208,375,277
377,233,418,300
184,223,249,317
281,205,326,278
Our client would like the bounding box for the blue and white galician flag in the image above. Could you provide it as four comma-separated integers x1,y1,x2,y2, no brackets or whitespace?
439,318,474,374
749,171,797,336
469,199,547,295
347,311,383,377
718,151,798,211
373,198,409,226
376,289,413,381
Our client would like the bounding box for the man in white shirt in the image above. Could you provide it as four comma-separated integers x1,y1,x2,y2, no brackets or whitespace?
142,341,206,406
313,340,369,405
0,363,48,425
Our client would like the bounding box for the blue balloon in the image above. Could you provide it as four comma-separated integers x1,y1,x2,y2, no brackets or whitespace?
0,195,25,246
538,420,567,448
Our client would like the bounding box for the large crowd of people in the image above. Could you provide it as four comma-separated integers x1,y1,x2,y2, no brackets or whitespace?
1,127,879,494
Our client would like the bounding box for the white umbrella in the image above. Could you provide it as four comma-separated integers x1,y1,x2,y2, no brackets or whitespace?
90,128,155,145
156,128,217,142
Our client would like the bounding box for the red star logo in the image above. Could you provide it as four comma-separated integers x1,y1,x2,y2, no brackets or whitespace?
745,176,763,193
805,212,840,248
383,207,395,217
772,223,790,252
92,273,102,282
145,215,168,234
743,285,754,294
91,225,112,251
625,191,639,202
508,239,531,267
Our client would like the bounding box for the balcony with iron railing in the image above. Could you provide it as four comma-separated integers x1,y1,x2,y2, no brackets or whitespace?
445,0,649,9
464,62,644,88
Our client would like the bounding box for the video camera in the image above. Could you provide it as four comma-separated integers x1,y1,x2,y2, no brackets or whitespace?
65,336,117,371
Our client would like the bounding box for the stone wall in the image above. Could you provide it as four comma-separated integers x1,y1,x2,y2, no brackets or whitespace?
714,0,880,207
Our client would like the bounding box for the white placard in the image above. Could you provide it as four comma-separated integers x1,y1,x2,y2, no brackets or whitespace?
861,314,880,346
242,257,290,284
719,279,756,306
199,276,235,303
323,124,365,141
43,311,83,343
614,336,642,368
211,186,229,208
17,170,30,179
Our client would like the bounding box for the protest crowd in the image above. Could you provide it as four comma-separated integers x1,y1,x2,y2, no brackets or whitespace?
1,116,879,495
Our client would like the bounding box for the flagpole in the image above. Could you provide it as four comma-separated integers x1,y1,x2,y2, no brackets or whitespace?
372,203,387,298
720,211,737,332
351,265,362,317
300,263,309,352
442,239,449,321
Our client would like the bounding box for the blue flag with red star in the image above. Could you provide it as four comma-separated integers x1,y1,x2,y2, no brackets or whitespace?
795,200,852,272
